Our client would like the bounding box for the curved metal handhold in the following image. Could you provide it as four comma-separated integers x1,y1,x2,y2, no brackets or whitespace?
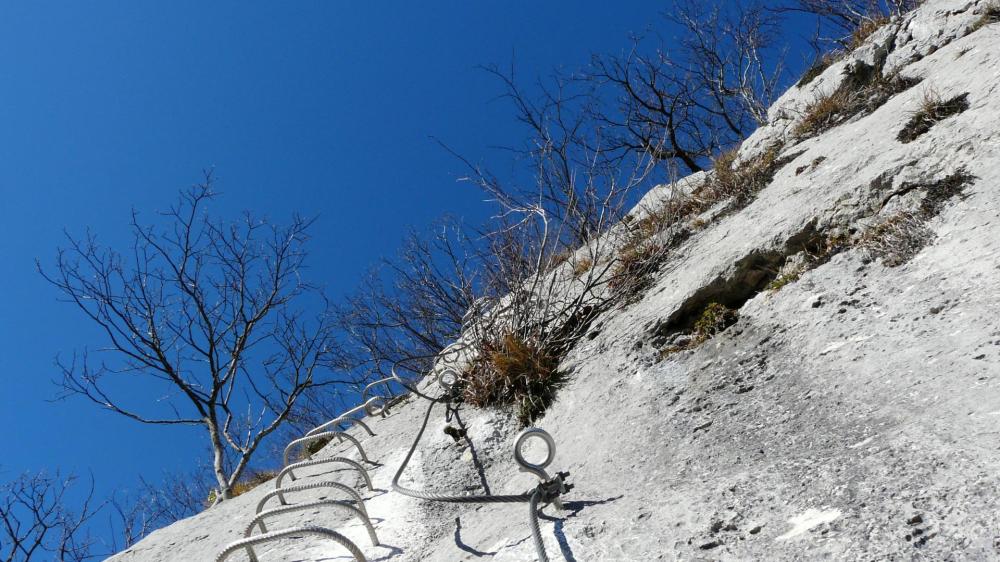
284,431,370,467
334,417,375,436
276,457,373,490
362,377,399,417
364,396,389,417
245,500,379,547
257,480,367,515
306,400,382,437
216,525,366,562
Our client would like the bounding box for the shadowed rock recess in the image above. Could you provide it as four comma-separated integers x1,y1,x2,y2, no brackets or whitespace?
109,1,1000,560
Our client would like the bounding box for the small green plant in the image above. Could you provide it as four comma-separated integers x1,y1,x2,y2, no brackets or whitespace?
692,303,738,343
658,302,738,360
767,271,802,292
897,90,970,143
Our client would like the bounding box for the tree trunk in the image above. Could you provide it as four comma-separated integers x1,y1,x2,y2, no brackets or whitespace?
205,416,231,503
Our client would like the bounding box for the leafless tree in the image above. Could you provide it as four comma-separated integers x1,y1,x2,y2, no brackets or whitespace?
104,464,217,550
0,472,101,562
778,0,921,41
587,0,785,175
38,177,346,503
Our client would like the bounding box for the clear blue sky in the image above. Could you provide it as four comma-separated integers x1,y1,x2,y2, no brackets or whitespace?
0,0,814,549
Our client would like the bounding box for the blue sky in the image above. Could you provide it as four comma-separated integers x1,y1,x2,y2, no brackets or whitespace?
0,0,815,549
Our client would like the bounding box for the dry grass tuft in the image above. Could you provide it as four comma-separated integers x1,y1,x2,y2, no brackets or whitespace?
857,169,974,266
849,17,890,50
705,143,783,205
857,212,935,267
971,3,1000,32
205,470,279,508
797,52,842,88
460,333,562,426
571,256,593,277
793,89,854,139
897,90,970,143
794,69,921,140
608,234,666,301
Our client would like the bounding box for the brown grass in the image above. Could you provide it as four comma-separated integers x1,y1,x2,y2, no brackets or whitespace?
797,52,842,88
204,470,279,508
794,70,921,140
897,90,970,143
460,333,561,426
571,257,593,277
608,234,665,301
793,89,855,139
971,3,1000,32
849,17,890,50
705,143,783,204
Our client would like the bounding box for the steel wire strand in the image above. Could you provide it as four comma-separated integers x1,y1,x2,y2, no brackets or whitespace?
215,525,365,562
391,399,533,504
528,488,549,562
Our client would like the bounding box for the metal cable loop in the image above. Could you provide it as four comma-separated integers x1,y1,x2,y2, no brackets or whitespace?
276,457,373,491
284,431,370,467
257,480,366,515
215,525,365,562
245,499,379,547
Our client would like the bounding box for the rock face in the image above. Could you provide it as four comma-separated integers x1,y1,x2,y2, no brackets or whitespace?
109,1,1000,560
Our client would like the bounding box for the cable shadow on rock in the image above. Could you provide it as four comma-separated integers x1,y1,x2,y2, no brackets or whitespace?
453,515,498,557
451,408,492,495
313,543,403,562
538,496,624,562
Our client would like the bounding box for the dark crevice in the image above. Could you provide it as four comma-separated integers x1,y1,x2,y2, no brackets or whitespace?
649,221,829,345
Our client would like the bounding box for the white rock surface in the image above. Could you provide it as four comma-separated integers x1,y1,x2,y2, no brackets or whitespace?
109,1,1000,560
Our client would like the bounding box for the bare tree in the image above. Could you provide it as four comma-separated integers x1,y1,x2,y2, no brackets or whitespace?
778,0,921,42
587,1,785,175
0,472,101,562
38,177,345,503
104,464,217,550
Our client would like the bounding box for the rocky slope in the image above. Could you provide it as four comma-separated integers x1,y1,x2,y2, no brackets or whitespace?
109,1,1000,560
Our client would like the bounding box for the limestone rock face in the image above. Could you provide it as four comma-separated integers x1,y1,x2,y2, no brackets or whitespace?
109,1,1000,560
